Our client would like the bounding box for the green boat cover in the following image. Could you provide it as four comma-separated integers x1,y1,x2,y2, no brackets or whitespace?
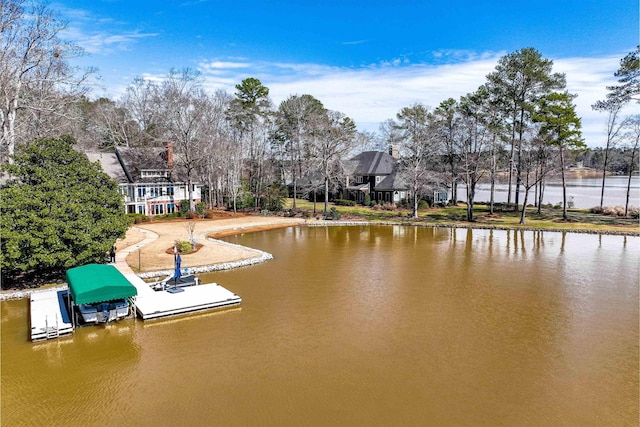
66,264,137,305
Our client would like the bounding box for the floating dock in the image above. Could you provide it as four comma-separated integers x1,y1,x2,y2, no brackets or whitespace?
122,272,242,320
30,290,74,341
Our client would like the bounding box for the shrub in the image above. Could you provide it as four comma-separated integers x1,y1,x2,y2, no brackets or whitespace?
324,207,342,220
418,200,429,210
179,200,190,216
590,206,603,214
195,202,206,217
364,194,371,206
174,240,192,253
127,213,150,224
334,199,356,206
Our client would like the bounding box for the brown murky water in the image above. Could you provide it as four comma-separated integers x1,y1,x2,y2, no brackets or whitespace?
2,226,639,426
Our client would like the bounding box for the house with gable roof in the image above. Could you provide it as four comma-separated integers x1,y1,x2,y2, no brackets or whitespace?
87,142,202,216
344,146,411,205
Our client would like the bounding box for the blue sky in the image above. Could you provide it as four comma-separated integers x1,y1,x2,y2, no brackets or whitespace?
55,0,638,147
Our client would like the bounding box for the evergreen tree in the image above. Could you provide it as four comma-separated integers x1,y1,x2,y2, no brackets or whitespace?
0,135,129,278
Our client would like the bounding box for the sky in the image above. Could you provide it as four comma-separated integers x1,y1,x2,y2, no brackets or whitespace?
53,0,638,148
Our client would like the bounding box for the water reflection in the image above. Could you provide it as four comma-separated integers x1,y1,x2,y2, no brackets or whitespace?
2,226,638,426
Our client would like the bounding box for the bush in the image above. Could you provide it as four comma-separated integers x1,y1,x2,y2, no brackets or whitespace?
334,199,356,206
127,213,150,224
324,207,342,220
195,202,206,217
418,200,429,210
174,240,192,253
179,200,190,216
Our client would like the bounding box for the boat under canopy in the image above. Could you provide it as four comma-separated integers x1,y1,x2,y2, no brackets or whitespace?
66,264,137,305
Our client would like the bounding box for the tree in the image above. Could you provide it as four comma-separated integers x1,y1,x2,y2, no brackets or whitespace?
0,0,93,163
155,68,208,212
622,115,640,217
516,134,556,224
592,47,640,209
275,94,325,209
591,99,626,209
607,47,639,105
458,86,493,221
533,92,584,220
0,135,129,279
228,77,273,210
433,98,461,205
309,110,356,215
486,48,566,211
395,103,439,218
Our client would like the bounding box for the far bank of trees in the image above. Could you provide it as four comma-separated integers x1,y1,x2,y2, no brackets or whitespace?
2,1,639,224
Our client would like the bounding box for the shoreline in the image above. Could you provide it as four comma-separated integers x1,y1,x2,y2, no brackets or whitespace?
2,217,638,301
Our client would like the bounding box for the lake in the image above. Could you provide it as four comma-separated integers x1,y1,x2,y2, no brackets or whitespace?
457,176,640,209
2,226,638,426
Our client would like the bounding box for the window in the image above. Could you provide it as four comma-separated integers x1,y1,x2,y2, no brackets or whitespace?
377,192,382,201
137,205,144,214
167,203,176,214
375,176,382,184
149,186,161,198
151,204,164,215
137,186,146,198
141,169,168,178
385,192,390,202
167,186,174,196
356,176,363,184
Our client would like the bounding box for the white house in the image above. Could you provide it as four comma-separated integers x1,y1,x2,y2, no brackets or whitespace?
87,142,202,216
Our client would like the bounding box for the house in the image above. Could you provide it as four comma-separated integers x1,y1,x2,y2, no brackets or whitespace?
87,142,202,216
344,146,411,204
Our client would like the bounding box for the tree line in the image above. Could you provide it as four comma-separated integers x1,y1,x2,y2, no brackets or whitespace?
2,1,639,224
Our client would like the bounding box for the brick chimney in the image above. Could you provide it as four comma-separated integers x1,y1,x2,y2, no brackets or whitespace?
166,142,174,170
389,145,399,159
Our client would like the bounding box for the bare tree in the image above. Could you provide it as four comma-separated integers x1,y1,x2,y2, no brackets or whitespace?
459,86,493,221
395,103,439,218
0,0,93,162
591,99,626,209
155,68,209,212
198,89,233,208
308,110,356,215
623,115,640,217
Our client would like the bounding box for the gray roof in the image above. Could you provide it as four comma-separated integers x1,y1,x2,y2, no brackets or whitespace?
350,151,395,176
85,152,128,183
375,170,407,191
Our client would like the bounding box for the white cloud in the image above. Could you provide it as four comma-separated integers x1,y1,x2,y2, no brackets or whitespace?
194,52,630,147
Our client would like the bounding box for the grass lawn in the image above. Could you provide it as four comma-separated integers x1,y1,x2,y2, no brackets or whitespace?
284,198,640,234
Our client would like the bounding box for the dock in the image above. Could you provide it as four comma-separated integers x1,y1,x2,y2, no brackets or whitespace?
30,290,74,341
122,272,242,320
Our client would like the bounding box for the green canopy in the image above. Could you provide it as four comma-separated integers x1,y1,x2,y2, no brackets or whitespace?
66,264,137,305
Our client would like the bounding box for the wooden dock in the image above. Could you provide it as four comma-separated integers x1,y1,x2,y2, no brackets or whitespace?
122,272,242,320
30,290,74,341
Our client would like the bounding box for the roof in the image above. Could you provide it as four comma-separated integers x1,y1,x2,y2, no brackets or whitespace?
116,147,171,183
375,170,408,191
85,152,129,183
66,264,137,305
350,151,395,176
